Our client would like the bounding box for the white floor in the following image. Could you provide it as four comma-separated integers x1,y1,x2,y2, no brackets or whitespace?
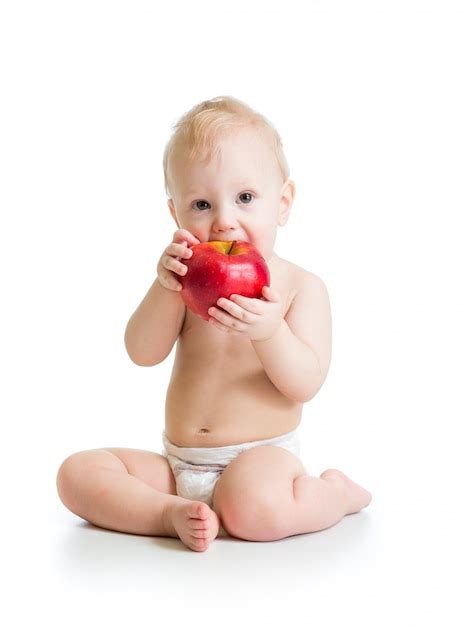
3,419,467,626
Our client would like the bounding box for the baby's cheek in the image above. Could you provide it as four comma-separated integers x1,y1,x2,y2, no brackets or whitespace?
186,227,205,242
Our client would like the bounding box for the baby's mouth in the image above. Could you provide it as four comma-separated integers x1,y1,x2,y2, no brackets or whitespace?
209,237,245,243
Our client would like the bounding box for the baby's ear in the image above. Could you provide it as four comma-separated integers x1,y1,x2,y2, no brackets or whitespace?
278,179,295,226
168,199,180,227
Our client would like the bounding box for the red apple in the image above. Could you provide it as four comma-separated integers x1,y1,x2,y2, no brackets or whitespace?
179,240,270,321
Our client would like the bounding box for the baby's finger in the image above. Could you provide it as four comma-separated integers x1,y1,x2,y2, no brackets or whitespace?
166,242,193,260
159,268,182,292
164,255,188,276
173,229,200,247
228,294,262,314
261,285,281,302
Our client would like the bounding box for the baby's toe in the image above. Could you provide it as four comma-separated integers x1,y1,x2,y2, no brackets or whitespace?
189,501,211,520
188,518,209,531
191,537,209,552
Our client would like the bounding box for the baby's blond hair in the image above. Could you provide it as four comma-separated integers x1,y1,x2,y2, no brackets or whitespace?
163,95,290,198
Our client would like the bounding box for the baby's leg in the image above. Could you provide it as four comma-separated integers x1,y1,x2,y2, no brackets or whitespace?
213,446,372,541
292,468,372,534
56,448,220,552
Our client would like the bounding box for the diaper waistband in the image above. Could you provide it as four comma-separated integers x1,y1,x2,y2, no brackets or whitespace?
162,427,300,466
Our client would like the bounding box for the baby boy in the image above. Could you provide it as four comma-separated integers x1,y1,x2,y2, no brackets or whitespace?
56,96,372,552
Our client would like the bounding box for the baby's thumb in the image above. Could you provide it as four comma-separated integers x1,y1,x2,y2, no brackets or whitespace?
262,285,280,302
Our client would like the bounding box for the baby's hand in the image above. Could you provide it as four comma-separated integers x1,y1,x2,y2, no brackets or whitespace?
207,285,283,341
157,229,200,292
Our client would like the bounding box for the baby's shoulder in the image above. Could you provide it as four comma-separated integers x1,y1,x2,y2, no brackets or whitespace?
276,256,326,291
274,256,328,317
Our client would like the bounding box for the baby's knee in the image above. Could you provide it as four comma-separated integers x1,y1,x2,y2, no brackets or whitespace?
56,449,116,509
56,451,87,507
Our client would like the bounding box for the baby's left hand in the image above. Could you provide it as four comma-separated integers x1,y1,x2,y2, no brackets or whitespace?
208,285,282,342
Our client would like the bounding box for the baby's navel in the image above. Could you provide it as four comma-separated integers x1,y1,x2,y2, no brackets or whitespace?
198,428,210,434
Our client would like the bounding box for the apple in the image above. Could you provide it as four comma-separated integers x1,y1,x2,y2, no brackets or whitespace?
179,240,270,321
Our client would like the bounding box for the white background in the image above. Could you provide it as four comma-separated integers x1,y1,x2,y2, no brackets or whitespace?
1,1,468,624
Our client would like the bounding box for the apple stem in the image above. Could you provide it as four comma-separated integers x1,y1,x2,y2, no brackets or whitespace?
228,241,236,254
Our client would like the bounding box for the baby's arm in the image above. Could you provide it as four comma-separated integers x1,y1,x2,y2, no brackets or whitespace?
124,229,199,366
252,273,332,403
124,278,184,366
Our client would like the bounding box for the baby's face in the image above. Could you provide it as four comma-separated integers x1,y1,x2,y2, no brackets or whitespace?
167,127,294,261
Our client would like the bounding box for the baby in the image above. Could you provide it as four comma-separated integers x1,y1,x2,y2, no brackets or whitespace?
56,95,372,552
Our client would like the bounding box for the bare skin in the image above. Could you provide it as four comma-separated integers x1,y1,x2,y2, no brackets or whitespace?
166,501,221,551
319,470,372,515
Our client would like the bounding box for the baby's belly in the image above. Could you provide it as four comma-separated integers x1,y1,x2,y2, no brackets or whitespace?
164,356,302,448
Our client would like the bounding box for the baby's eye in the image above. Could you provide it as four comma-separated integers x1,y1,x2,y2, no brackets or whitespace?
238,192,253,204
192,200,211,211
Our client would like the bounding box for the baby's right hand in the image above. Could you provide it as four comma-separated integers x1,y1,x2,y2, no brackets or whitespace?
157,229,201,292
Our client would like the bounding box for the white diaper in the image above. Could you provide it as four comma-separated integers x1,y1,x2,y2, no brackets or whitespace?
161,428,301,508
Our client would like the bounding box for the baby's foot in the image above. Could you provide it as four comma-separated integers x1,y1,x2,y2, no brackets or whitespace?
320,469,372,515
166,500,220,552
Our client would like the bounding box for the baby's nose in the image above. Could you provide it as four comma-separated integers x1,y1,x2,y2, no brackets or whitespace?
212,208,238,231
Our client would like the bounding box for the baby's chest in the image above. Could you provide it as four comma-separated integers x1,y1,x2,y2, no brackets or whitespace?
177,334,270,408
180,320,259,373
